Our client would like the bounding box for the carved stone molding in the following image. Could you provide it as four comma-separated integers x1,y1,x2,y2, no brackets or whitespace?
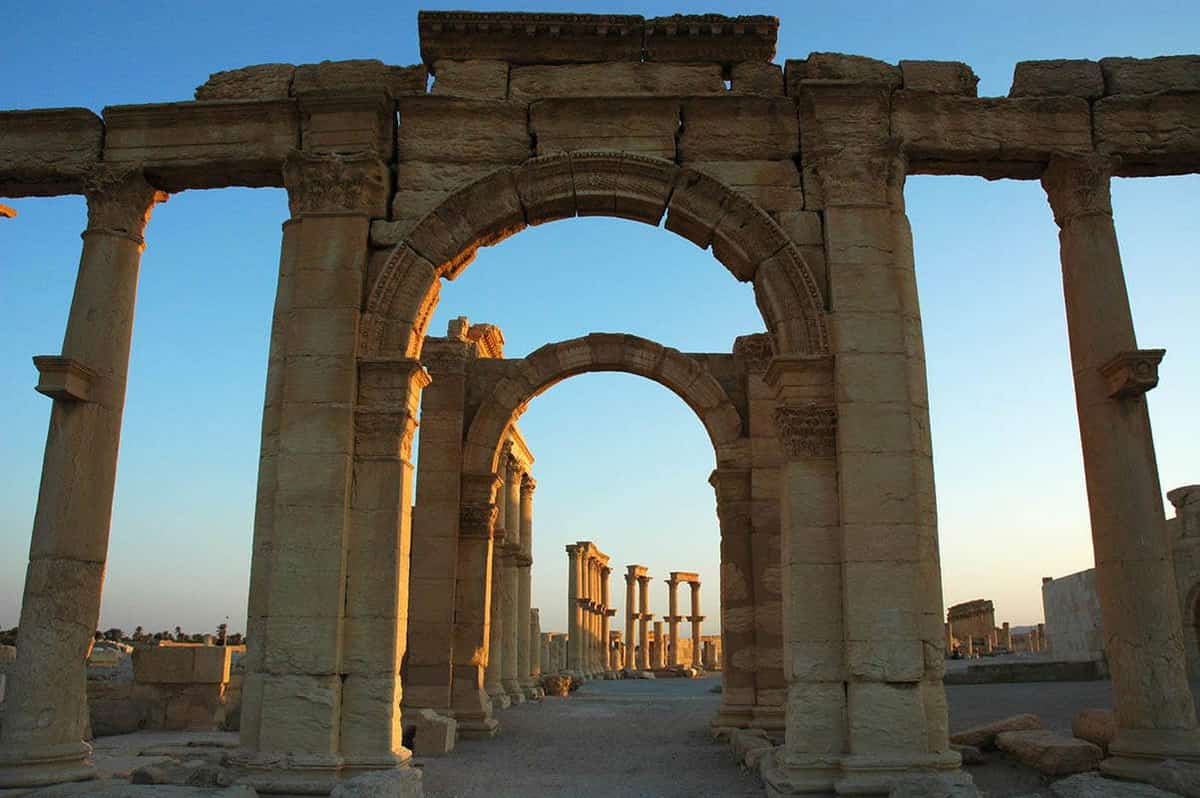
282,149,389,217
521,474,537,494
1042,155,1115,227
460,502,498,539
1099,348,1165,399
83,165,168,244
732,333,775,374
806,141,906,208
774,403,837,458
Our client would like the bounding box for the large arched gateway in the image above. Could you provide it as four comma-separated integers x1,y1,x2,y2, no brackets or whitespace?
1,9,1198,796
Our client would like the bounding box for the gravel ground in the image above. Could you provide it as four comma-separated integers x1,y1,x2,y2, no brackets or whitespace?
419,676,763,798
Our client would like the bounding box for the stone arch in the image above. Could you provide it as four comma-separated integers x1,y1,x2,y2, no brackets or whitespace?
460,333,747,486
360,151,829,361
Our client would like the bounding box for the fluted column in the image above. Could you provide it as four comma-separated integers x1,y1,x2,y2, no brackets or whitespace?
624,568,638,670
517,475,537,698
637,574,653,671
688,581,704,669
566,545,582,673
0,167,165,789
1042,155,1200,778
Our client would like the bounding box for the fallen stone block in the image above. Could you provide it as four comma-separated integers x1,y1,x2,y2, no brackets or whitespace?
996,729,1103,776
952,743,985,765
1149,759,1200,798
950,713,1042,749
329,768,424,798
1072,708,1117,753
541,674,570,696
1050,772,1180,797
407,708,455,756
731,728,772,766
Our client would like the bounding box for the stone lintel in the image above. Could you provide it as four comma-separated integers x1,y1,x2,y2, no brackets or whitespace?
102,99,300,191
893,92,1093,179
0,107,103,197
296,89,395,159
419,12,645,66
1094,92,1200,177
669,571,701,583
1098,348,1165,399
32,356,95,402
687,616,707,623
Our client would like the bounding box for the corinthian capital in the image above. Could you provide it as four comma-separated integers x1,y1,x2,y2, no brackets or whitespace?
83,165,168,244
282,150,389,217
1041,155,1114,227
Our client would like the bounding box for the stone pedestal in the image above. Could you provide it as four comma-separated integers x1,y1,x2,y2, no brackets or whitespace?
1042,156,1200,780
0,166,165,789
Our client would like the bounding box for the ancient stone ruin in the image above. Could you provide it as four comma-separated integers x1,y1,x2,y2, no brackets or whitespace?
1,8,1198,796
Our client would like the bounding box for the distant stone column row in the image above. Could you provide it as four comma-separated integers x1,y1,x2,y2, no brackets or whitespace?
565,542,612,677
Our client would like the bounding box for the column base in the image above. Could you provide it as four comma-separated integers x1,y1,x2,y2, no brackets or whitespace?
752,704,787,733
761,749,840,795
502,681,526,704
1101,727,1200,781
713,702,756,730
836,751,964,795
486,687,511,710
0,741,95,789
456,718,500,740
229,750,417,795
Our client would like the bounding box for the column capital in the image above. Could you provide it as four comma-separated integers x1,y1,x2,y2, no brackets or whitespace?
282,149,389,217
1042,155,1115,227
83,165,168,245
520,474,537,494
459,502,499,540
565,544,579,559
505,454,524,478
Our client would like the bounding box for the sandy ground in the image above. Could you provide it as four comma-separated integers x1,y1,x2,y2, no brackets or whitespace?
20,675,1200,797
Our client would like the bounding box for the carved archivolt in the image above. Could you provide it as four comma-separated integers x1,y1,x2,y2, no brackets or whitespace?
362,152,829,359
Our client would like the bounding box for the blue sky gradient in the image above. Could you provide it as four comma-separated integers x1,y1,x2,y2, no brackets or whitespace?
2,1,1197,638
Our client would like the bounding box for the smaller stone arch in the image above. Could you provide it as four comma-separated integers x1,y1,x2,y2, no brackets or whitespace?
460,332,749,481
360,152,829,361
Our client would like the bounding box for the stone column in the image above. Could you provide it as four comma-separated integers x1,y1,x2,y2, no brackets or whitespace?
566,545,583,673
501,457,524,703
652,621,665,669
600,566,612,674
637,574,653,671
624,568,638,670
1001,622,1011,650
665,575,682,668
0,167,165,789
530,608,542,686
452,475,501,738
688,581,704,669
1043,156,1200,778
585,556,597,676
485,465,509,709
517,475,536,698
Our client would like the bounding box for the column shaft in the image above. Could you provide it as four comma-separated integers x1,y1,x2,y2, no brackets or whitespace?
566,547,582,672
1044,159,1200,774
624,572,637,670
0,168,164,788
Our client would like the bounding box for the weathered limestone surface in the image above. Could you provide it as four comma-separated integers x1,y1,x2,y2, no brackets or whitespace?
1074,709,1118,754
1051,773,1180,798
951,714,1042,750
643,14,777,64
531,98,680,159
731,62,784,96
0,108,103,196
1100,55,1200,95
195,64,295,100
1010,60,1105,99
996,730,1104,776
430,60,508,99
899,60,979,96
418,11,645,65
510,62,723,101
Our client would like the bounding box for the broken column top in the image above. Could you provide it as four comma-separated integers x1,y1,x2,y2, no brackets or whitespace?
418,11,777,66
669,571,700,582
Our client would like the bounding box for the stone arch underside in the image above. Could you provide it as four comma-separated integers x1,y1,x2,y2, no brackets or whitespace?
460,333,747,489
360,151,830,361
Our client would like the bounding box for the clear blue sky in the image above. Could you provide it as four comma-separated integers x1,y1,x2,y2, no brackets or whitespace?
2,1,1197,639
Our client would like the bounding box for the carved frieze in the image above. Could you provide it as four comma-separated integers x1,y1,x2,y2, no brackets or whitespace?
732,333,776,374
773,403,837,459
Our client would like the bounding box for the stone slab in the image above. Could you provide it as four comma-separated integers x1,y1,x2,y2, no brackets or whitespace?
195,64,295,101
530,97,679,159
1094,92,1200,176
397,97,530,164
950,713,1041,749
996,729,1103,776
0,108,103,196
899,60,979,96
292,60,426,97
678,96,799,161
430,60,508,99
1101,55,1200,96
1010,60,1104,100
643,15,777,65
1050,772,1178,797
102,100,299,190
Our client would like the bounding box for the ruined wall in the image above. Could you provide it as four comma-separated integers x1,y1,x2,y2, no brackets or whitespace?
1042,569,1106,664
